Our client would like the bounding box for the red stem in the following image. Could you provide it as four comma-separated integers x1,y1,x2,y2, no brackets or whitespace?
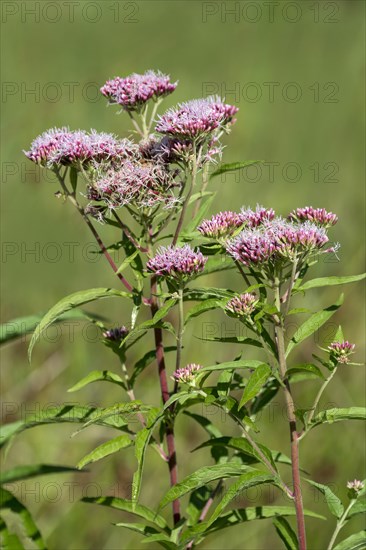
150,273,181,525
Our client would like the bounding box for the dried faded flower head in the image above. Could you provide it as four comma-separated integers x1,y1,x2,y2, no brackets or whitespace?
94,160,179,211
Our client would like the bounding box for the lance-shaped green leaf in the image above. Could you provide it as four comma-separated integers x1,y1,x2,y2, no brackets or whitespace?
67,370,125,392
132,408,161,505
333,531,366,550
193,437,292,470
28,288,131,361
0,518,24,550
183,287,235,302
305,479,344,518
196,256,235,278
286,364,325,381
184,299,226,326
0,309,104,346
239,364,271,409
347,498,366,518
199,359,264,376
0,405,129,449
116,250,140,274
141,533,178,549
297,273,365,291
205,471,275,529
183,192,216,233
77,435,133,469
0,487,46,549
183,506,324,541
159,463,252,509
308,407,366,430
286,294,344,358
82,496,169,531
181,472,276,544
72,401,148,436
0,464,79,484
210,160,263,179
198,335,262,347
273,516,298,550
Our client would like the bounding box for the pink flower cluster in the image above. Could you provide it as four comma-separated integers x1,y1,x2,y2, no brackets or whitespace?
347,479,364,492
100,70,177,111
240,206,276,227
227,218,330,267
198,206,276,240
93,160,178,210
25,128,135,168
198,211,244,239
156,97,238,140
146,245,207,280
173,363,201,384
328,341,355,363
226,293,258,317
288,207,338,227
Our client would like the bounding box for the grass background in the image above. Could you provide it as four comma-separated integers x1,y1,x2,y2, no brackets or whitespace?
1,1,365,548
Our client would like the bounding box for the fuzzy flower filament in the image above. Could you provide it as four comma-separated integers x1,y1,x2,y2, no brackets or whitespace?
156,96,238,142
25,128,136,170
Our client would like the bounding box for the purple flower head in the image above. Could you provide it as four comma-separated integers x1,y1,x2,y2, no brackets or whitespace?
156,96,238,140
146,245,207,281
347,480,364,493
25,128,136,169
198,211,243,239
288,207,338,228
226,293,258,317
239,205,276,228
94,160,179,211
227,227,277,266
328,341,355,363
103,326,129,341
100,70,177,112
173,363,201,384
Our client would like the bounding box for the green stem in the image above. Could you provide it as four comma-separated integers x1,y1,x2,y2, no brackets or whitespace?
192,161,209,218
283,259,298,316
174,287,185,393
172,152,197,246
327,500,356,550
274,280,307,550
299,367,338,441
120,358,168,462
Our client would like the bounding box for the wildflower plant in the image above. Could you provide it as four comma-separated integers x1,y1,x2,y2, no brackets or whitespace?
2,70,365,550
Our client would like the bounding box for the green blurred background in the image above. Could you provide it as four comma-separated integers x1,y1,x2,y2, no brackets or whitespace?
1,1,365,548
